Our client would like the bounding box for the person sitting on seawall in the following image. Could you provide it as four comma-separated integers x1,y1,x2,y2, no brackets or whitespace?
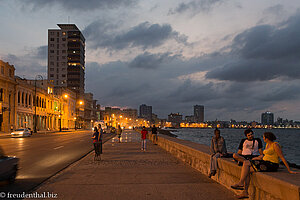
208,128,228,178
231,132,298,199
233,129,263,165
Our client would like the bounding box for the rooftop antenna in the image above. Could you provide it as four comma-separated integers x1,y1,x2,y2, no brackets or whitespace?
68,16,70,24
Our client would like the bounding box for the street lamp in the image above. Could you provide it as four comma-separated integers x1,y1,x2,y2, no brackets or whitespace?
75,100,84,130
34,75,43,133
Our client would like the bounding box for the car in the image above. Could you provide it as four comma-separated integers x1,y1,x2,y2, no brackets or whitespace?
0,146,19,184
11,128,31,137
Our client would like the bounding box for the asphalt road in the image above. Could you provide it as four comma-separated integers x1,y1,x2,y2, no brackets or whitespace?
0,130,113,194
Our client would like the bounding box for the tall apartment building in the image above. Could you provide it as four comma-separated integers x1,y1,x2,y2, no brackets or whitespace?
139,104,152,121
261,111,274,125
48,24,85,96
194,105,204,123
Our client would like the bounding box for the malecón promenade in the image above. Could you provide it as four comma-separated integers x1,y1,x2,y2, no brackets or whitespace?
32,130,300,200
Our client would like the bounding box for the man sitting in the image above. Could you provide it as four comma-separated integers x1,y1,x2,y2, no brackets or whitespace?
233,129,263,164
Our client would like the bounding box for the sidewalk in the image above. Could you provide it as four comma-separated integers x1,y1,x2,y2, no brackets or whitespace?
32,130,236,200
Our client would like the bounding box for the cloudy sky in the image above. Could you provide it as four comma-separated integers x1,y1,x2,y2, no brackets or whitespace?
1,0,300,121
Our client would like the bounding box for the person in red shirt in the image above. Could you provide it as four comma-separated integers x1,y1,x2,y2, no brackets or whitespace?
141,126,148,151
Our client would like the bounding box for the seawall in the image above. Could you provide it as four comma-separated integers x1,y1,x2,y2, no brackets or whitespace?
148,133,300,200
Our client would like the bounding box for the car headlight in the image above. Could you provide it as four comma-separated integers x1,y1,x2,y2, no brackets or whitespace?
18,132,24,135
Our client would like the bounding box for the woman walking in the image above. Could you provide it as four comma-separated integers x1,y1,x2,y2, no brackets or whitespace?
92,127,101,161
116,125,122,143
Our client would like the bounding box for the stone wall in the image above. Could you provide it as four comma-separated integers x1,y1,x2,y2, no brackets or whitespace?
148,133,300,200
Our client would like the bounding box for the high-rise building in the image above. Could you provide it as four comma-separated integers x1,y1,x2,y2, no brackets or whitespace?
261,111,274,125
139,104,152,121
194,105,204,122
48,24,85,96
168,113,183,124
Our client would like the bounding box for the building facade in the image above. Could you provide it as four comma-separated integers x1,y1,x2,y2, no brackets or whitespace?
261,111,274,125
139,104,152,121
0,60,16,132
48,24,85,96
194,105,204,123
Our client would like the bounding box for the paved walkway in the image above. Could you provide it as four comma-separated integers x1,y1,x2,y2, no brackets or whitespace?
32,130,236,200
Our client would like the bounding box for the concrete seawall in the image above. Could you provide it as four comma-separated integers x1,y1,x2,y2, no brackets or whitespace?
149,133,300,200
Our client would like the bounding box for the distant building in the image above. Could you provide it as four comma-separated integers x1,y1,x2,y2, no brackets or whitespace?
185,115,194,123
48,24,85,96
168,113,183,124
194,105,204,122
139,104,152,121
261,111,274,125
123,108,138,120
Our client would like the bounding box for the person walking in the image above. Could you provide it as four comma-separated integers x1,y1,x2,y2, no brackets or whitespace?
98,124,104,157
116,125,122,143
208,128,227,178
92,127,101,161
151,125,158,145
141,126,148,151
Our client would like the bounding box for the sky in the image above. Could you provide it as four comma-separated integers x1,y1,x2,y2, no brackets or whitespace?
1,0,300,121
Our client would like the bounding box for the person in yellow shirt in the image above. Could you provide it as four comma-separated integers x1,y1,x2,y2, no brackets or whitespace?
231,132,298,199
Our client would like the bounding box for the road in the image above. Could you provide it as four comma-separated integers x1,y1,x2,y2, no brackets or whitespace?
0,130,113,193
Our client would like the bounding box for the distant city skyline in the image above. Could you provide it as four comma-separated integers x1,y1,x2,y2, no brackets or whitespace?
1,1,300,121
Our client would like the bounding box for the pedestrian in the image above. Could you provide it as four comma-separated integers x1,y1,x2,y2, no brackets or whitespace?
233,129,263,165
208,128,227,178
141,126,148,151
98,124,104,156
116,125,122,143
231,132,298,199
92,127,101,161
151,125,158,145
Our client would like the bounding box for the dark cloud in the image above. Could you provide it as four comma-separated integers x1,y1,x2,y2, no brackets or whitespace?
33,45,47,60
21,0,137,11
206,12,300,82
168,0,225,16
83,21,188,50
2,53,47,79
128,52,176,69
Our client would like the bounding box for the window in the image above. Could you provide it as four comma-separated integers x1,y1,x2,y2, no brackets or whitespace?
57,32,59,37
62,56,66,59
50,44,54,47
50,50,54,53
18,92,20,103
62,68,66,71
50,62,54,65
62,38,66,41
62,44,66,47
50,32,54,35
9,69,13,77
62,74,66,77
1,66,4,74
57,38,59,42
50,38,54,41
62,50,66,54
50,68,54,71
50,74,54,77
57,44,59,49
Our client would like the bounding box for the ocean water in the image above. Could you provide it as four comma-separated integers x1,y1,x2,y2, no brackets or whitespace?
170,128,300,165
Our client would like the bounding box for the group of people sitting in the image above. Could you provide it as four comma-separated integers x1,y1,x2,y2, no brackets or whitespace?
209,128,297,199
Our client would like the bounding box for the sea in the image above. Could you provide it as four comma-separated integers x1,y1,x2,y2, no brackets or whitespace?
169,128,300,165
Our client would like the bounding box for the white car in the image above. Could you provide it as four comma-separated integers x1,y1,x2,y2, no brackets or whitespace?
11,128,31,137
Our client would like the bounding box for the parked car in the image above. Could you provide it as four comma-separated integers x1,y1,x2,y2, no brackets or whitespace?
11,128,31,137
0,146,19,184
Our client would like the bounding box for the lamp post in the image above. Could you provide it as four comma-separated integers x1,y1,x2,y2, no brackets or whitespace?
34,75,43,133
75,100,84,130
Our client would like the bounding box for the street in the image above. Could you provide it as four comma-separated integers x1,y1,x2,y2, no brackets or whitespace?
0,130,113,193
